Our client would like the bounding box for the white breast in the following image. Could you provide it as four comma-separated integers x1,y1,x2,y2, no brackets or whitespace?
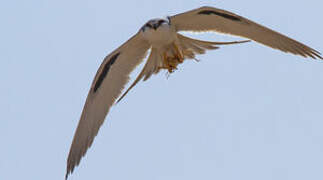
141,24,176,48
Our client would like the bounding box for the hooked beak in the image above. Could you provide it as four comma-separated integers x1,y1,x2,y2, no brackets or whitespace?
152,24,158,30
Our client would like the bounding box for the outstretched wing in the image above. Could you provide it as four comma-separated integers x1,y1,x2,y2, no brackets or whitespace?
170,6,322,59
66,32,150,179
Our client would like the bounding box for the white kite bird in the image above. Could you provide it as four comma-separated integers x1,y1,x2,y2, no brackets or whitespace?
66,6,322,179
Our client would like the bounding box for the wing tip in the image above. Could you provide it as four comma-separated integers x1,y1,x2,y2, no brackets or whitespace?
65,157,75,180
303,48,322,60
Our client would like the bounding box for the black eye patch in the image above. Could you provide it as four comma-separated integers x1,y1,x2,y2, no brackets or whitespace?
155,20,167,28
157,20,166,25
145,23,153,28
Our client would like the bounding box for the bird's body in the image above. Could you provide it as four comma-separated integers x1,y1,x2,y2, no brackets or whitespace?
65,6,322,179
140,18,183,73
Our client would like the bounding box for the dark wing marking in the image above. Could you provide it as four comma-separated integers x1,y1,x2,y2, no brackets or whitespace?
93,52,120,92
197,10,241,21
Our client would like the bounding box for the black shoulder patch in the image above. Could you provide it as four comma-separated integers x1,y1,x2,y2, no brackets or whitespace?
93,52,120,93
197,10,241,21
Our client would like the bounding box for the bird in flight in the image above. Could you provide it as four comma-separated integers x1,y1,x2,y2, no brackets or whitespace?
65,6,322,179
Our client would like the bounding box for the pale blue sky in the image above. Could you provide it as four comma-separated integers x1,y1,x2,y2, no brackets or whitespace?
1,0,323,180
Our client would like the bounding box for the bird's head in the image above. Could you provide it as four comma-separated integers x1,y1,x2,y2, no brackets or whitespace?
141,18,170,32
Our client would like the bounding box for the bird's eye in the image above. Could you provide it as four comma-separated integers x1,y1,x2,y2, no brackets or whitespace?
145,23,153,28
157,20,166,25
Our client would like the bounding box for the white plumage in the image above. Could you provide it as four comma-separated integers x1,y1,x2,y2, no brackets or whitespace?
65,6,322,179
